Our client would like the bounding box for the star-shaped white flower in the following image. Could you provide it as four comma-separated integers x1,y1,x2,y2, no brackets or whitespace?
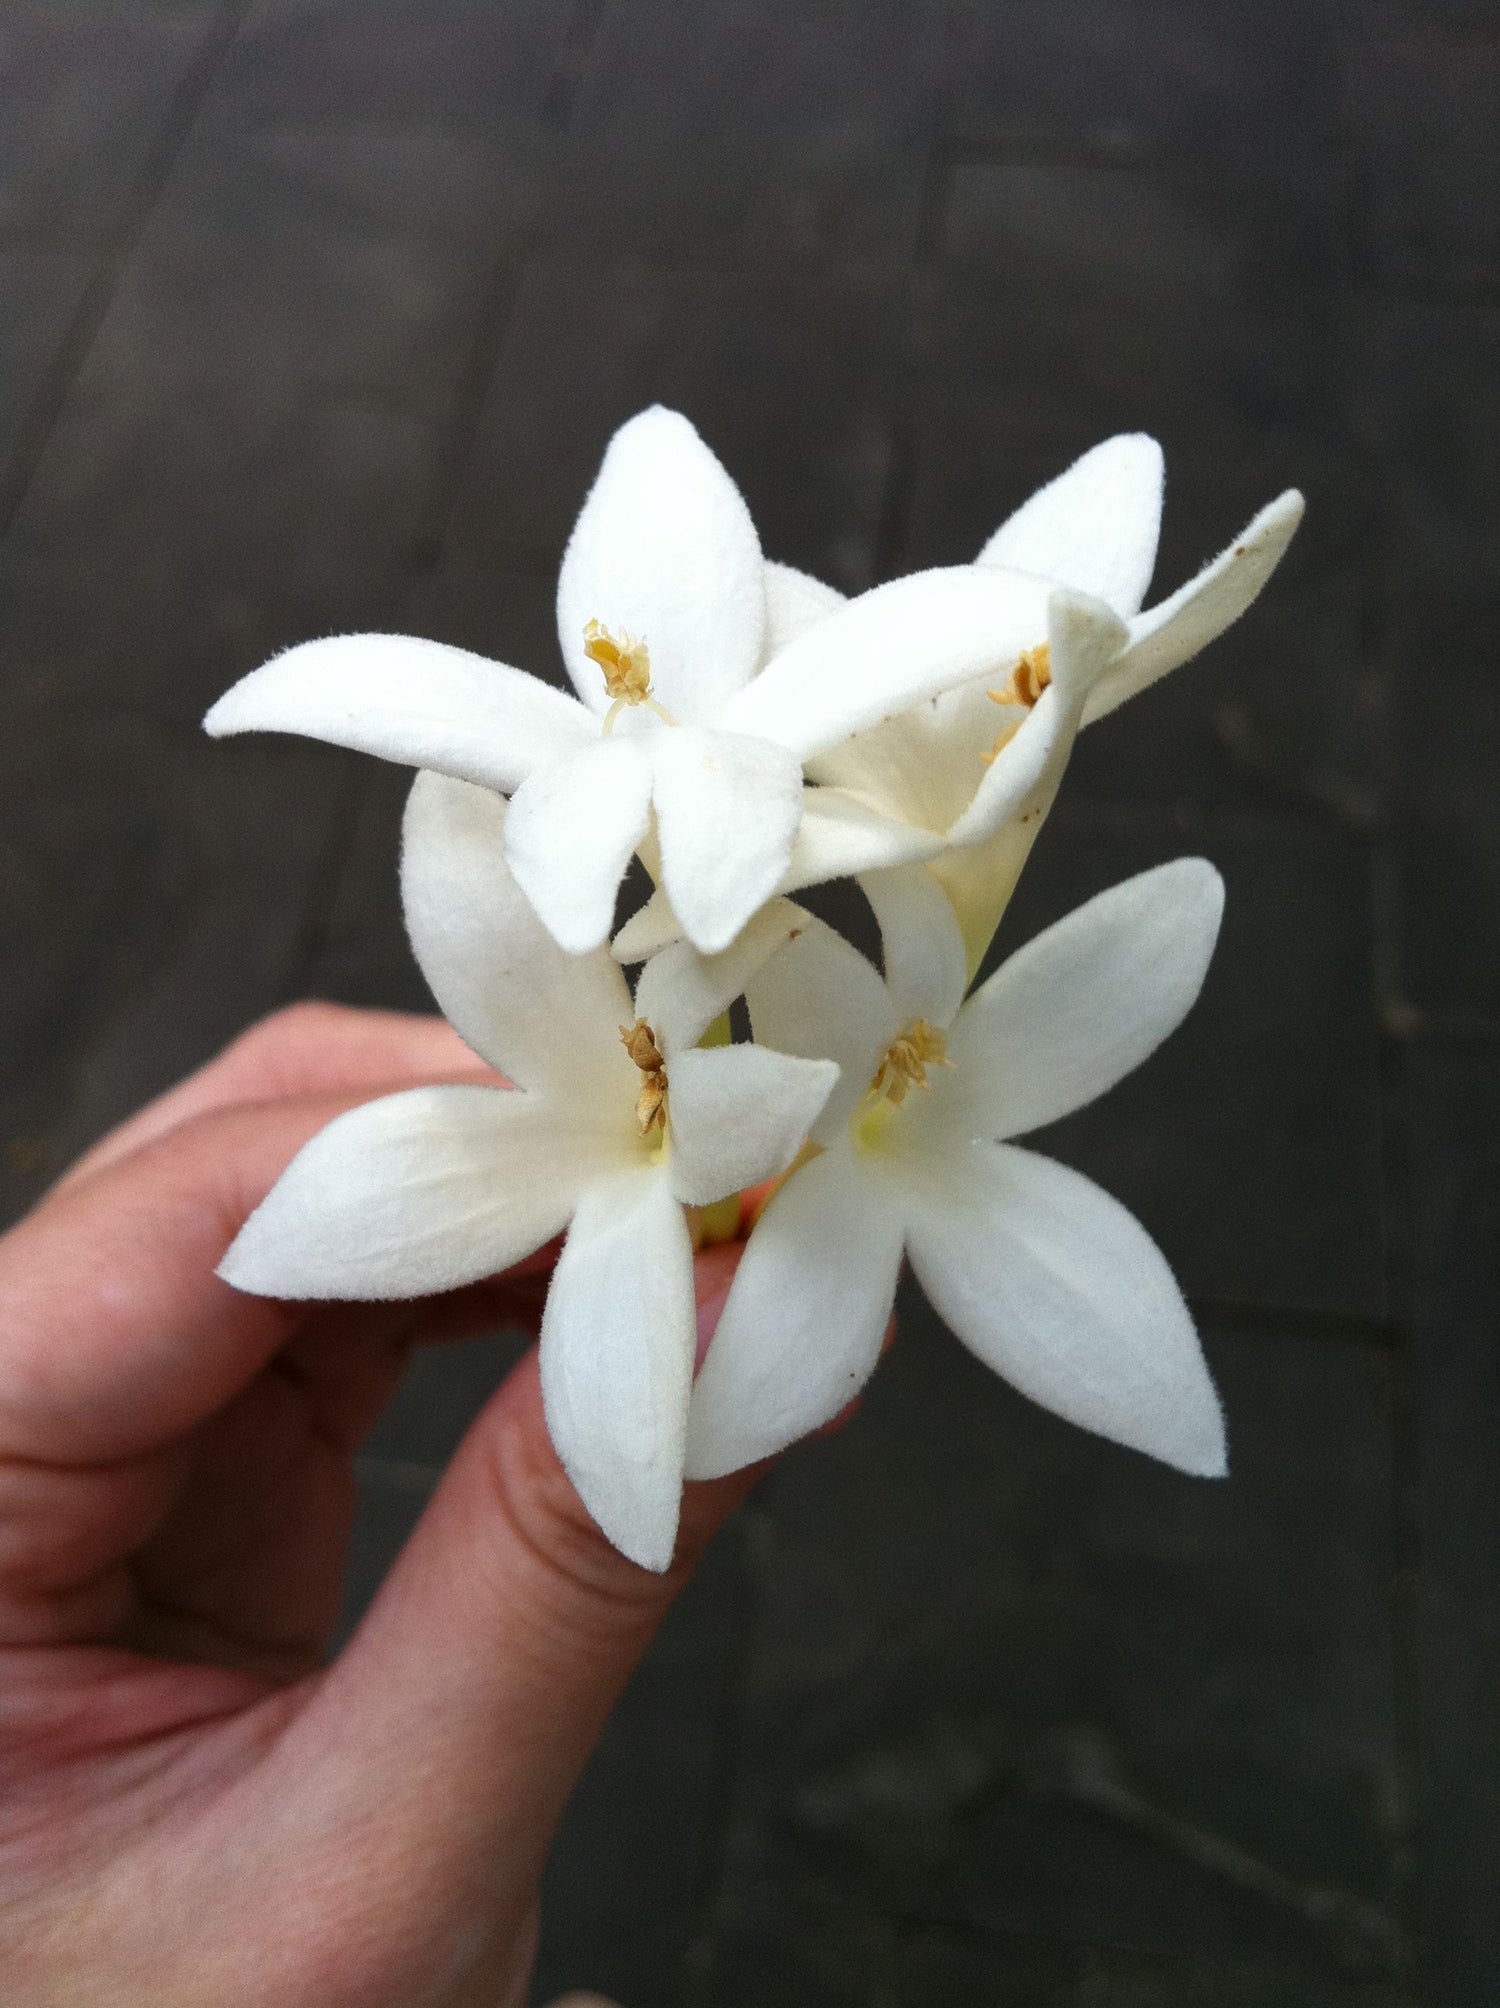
204,407,1051,957
614,435,1302,970
683,848,1228,1484
218,771,838,1570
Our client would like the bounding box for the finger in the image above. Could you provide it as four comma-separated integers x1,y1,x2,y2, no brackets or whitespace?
0,1090,422,1464
55,1003,491,1193
284,1250,762,1924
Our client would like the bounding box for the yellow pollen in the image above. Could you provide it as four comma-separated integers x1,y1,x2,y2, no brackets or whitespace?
585,620,653,704
620,1018,669,1136
869,1019,953,1107
586,619,679,733
981,642,1052,764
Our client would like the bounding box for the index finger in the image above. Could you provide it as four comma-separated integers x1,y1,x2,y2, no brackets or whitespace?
55,1003,490,1194
0,1090,402,1464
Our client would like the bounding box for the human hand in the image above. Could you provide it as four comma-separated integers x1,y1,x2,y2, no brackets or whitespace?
0,1003,758,2006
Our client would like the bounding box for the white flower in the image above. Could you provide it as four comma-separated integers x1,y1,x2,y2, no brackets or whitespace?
683,848,1228,1485
613,435,1303,971
218,771,839,1570
204,407,1050,958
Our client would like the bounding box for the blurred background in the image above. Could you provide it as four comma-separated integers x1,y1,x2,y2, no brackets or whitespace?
2,2,1497,2002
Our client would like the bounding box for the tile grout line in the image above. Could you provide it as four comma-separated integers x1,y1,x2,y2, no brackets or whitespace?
278,216,540,1003
1330,2,1426,1992
0,0,254,539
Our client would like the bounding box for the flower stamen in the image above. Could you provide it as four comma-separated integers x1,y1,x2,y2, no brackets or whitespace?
869,1019,953,1107
586,620,678,733
620,1018,669,1135
981,641,1051,764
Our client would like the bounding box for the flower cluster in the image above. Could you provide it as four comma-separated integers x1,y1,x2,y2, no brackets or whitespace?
208,408,1302,1570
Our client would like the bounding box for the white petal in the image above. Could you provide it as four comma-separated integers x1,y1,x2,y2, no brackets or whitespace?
633,898,810,1056
612,889,688,964
684,1150,903,1479
945,858,1224,1145
556,408,765,726
762,559,846,657
401,772,635,1096
780,787,947,890
218,1086,592,1301
944,588,1127,849
666,1044,839,1206
929,817,1050,982
746,916,895,1146
940,683,1067,851
857,863,968,1031
650,726,804,955
203,634,593,792
609,793,947,965
906,1142,1225,1476
503,735,654,955
979,434,1164,618
539,1167,696,1571
719,565,1054,761
806,691,984,833
1086,490,1305,724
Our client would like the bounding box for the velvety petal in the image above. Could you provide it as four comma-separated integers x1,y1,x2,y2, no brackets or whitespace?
666,1044,839,1206
539,1166,696,1572
556,407,765,727
204,633,593,792
610,793,947,964
778,789,947,890
719,565,1053,761
632,898,810,1056
906,1142,1226,1476
746,916,896,1145
503,734,654,955
1085,490,1305,724
978,434,1164,618
858,862,968,1031
763,560,846,658
218,1086,593,1301
944,588,1127,849
940,859,1223,1145
650,725,804,955
611,889,689,965
805,696,979,834
401,772,636,1099
684,1150,904,1479
929,816,1050,983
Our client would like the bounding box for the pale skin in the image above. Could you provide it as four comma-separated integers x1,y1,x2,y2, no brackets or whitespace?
0,1003,774,2008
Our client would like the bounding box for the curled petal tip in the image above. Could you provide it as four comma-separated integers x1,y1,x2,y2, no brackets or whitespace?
1046,580,1131,638
1252,488,1306,543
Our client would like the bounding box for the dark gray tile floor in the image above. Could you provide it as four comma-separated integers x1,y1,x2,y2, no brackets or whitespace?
2,4,1496,2002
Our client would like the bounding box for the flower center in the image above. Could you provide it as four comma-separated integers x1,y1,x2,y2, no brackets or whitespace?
869,1019,952,1107
981,641,1051,764
585,620,678,734
620,1018,669,1136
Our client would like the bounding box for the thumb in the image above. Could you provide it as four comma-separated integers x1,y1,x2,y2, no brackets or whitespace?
271,1245,757,1924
